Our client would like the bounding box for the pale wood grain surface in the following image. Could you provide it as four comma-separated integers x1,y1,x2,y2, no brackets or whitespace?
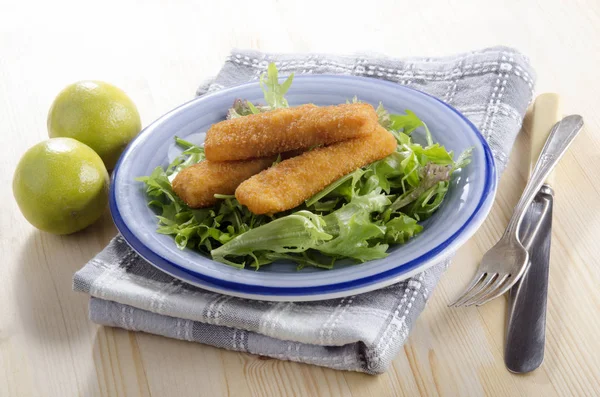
1,1,599,396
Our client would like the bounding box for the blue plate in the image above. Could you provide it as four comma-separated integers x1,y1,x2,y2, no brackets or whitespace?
111,75,497,301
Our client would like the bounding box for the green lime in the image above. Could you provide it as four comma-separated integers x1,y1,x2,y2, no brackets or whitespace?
13,138,109,235
47,81,141,169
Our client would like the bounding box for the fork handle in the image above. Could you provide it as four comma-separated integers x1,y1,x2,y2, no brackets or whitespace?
504,115,583,239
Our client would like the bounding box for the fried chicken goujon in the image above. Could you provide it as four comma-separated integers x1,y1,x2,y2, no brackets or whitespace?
172,158,275,208
204,103,378,162
235,126,397,214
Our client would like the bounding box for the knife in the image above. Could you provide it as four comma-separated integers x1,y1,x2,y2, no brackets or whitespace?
504,93,561,373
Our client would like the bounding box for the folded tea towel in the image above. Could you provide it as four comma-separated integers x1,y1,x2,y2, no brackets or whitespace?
74,46,534,374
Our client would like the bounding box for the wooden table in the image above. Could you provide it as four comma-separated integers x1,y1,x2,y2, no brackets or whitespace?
1,1,599,395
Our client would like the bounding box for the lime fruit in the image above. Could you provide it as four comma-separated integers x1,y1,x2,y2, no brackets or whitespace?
13,138,109,235
47,81,141,170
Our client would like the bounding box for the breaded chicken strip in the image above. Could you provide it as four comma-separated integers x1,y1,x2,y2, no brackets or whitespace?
204,103,379,162
235,126,397,214
172,157,275,208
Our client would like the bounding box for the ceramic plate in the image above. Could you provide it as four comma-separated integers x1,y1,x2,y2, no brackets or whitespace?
110,75,497,301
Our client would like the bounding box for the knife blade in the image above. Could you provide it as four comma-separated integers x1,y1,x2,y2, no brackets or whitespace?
504,93,561,373
505,184,553,373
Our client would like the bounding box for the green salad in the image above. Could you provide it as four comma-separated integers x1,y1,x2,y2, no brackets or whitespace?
137,64,471,270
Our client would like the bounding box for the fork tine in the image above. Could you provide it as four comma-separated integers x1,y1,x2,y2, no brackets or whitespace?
463,280,505,307
448,273,486,307
474,275,513,306
456,274,501,307
451,274,496,307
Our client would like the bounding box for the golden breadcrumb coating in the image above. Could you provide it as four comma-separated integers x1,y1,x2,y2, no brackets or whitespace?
172,157,275,208
204,103,378,161
235,126,397,214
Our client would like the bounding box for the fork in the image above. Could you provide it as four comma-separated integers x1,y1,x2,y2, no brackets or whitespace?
449,115,584,307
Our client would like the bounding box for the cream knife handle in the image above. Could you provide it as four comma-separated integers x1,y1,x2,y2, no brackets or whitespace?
530,93,562,184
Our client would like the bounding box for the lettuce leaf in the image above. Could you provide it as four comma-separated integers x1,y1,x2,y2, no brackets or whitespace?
383,215,423,244
260,63,294,109
211,211,332,267
318,191,390,262
228,64,293,120
390,109,433,145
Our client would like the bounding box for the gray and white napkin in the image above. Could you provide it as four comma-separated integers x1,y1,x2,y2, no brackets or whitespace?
74,47,534,374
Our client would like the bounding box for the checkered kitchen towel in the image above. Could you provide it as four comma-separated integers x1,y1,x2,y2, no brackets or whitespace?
74,47,534,374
